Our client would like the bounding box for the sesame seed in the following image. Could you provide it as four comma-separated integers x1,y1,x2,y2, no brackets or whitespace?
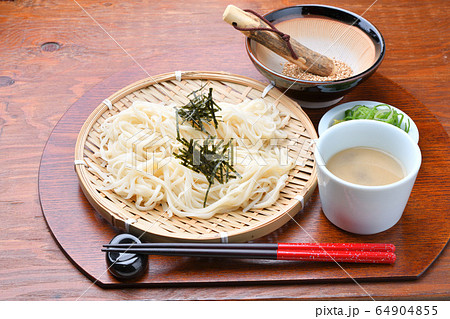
282,59,353,81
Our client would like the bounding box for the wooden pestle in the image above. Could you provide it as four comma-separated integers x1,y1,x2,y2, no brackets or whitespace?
223,5,335,77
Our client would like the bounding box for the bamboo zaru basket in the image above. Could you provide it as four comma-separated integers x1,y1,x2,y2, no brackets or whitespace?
74,71,317,242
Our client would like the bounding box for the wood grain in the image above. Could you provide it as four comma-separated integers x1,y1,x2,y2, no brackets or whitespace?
0,0,448,300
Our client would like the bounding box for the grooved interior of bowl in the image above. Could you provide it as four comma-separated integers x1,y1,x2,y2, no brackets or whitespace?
252,16,378,77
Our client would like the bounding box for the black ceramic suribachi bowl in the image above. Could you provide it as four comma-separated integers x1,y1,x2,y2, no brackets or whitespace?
245,4,385,108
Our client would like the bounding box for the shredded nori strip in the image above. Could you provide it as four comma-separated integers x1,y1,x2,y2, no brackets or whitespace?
174,86,240,206
176,85,221,132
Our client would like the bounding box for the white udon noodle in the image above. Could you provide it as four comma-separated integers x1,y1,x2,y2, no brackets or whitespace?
98,98,294,219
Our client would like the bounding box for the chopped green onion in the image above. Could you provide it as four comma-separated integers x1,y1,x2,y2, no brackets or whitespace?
333,104,410,133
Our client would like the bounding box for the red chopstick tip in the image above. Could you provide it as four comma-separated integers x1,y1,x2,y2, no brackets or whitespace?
389,252,397,263
276,250,397,264
278,242,396,253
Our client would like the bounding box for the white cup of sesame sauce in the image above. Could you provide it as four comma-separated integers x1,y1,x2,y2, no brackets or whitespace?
314,120,421,235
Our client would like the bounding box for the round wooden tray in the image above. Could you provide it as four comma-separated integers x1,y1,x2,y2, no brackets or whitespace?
39,71,449,287
74,71,318,242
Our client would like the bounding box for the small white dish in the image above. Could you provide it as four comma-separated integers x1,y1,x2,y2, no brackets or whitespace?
314,120,422,235
318,101,419,143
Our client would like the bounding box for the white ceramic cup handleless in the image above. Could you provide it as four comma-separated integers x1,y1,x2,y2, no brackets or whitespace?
314,120,421,235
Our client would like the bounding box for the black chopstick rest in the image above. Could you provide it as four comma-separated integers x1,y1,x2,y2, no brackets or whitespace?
105,233,148,281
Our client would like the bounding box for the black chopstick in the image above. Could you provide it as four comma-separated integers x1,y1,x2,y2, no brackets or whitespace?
103,242,278,250
102,247,277,259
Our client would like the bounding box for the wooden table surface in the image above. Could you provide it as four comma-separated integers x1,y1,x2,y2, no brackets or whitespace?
0,0,448,300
